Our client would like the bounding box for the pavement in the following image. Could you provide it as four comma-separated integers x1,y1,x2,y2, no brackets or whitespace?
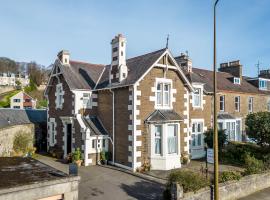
35,154,165,200
238,187,270,200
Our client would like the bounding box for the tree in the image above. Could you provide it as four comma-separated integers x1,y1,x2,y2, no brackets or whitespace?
27,62,46,86
246,112,270,147
204,129,227,150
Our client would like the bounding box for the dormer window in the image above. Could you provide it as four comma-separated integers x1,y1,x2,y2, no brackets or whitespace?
82,93,91,108
156,79,172,108
259,79,267,90
234,77,241,85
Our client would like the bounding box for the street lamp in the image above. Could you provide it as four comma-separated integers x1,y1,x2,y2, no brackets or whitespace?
213,0,220,199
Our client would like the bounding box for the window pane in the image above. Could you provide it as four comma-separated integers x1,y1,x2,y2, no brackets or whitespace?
155,125,162,154
164,91,169,105
157,83,162,91
192,134,196,146
157,92,162,105
168,125,177,154
197,134,202,146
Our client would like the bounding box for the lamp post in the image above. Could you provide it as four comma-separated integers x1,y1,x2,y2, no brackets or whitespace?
213,0,220,199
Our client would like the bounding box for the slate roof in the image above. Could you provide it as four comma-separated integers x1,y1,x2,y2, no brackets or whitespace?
145,110,184,123
218,113,236,120
175,57,270,95
83,116,108,136
96,48,166,89
0,109,47,128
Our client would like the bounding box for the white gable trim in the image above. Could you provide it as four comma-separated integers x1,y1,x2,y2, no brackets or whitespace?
135,49,193,91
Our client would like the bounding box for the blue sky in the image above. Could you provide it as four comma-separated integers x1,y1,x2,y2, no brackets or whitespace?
0,0,269,77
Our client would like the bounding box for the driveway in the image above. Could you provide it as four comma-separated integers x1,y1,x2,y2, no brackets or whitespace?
36,155,164,200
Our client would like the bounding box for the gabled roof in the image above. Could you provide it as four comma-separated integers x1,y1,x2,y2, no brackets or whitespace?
83,116,108,136
96,48,167,89
175,56,270,95
145,109,183,123
0,108,47,128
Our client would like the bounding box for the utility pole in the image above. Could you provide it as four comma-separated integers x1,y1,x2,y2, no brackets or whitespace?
213,0,220,199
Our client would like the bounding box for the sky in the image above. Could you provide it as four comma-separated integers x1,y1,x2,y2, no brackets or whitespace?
0,0,270,77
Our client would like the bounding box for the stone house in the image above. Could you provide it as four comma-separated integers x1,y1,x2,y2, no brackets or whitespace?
45,34,270,170
175,54,270,159
45,34,195,171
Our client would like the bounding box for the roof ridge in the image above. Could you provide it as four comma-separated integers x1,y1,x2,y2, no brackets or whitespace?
70,60,105,66
126,48,166,62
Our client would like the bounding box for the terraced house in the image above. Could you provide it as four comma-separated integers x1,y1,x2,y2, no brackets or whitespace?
45,34,270,171
175,54,270,158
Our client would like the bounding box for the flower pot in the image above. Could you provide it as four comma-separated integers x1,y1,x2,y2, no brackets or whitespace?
75,160,82,167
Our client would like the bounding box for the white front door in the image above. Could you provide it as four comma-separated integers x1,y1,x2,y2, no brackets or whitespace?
191,121,205,159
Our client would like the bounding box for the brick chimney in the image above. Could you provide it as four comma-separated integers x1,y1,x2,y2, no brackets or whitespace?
259,69,270,79
110,34,128,84
57,50,70,65
176,52,192,73
219,60,242,79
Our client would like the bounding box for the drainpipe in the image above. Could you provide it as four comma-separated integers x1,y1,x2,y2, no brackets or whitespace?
109,89,115,164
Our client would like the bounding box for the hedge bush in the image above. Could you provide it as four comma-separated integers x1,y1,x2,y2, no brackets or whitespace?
244,153,264,175
219,171,242,183
13,132,34,156
167,170,209,193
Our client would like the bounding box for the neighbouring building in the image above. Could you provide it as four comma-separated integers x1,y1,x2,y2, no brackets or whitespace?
0,108,47,156
0,72,29,87
175,54,270,159
45,34,270,171
0,157,79,200
10,91,37,109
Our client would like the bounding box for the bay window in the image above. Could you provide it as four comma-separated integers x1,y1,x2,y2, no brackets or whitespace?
154,125,162,155
167,124,177,154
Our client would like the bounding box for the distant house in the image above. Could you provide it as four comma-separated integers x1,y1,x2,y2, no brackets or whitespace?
0,72,29,87
10,91,37,109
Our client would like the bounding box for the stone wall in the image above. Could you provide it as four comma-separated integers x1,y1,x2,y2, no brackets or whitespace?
0,86,15,94
0,176,80,200
172,172,270,200
0,124,34,156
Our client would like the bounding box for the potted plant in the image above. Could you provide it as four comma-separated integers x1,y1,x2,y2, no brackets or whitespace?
100,150,109,165
72,148,82,167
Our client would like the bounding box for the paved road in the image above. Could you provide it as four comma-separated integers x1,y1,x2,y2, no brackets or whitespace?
238,187,270,200
36,155,164,200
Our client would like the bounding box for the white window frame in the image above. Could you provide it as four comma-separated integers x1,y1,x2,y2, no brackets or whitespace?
259,79,267,90
82,93,91,109
154,125,162,155
155,78,172,109
220,95,225,111
234,77,241,85
235,96,240,112
55,83,64,109
218,119,238,141
191,120,204,148
248,97,253,113
167,124,178,154
192,84,204,108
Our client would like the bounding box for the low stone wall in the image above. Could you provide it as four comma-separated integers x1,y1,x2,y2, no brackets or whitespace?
172,172,270,200
0,86,15,94
0,176,80,200
0,124,34,156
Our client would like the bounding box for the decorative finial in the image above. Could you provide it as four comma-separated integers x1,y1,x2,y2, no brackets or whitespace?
166,34,169,49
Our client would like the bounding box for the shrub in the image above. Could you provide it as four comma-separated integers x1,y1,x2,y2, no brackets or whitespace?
204,129,227,150
244,153,264,175
167,170,209,193
72,148,82,162
219,171,241,183
100,150,109,161
246,112,270,147
13,132,33,156
221,142,263,165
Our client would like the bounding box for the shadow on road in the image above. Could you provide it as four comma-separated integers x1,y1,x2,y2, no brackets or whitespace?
121,180,164,200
